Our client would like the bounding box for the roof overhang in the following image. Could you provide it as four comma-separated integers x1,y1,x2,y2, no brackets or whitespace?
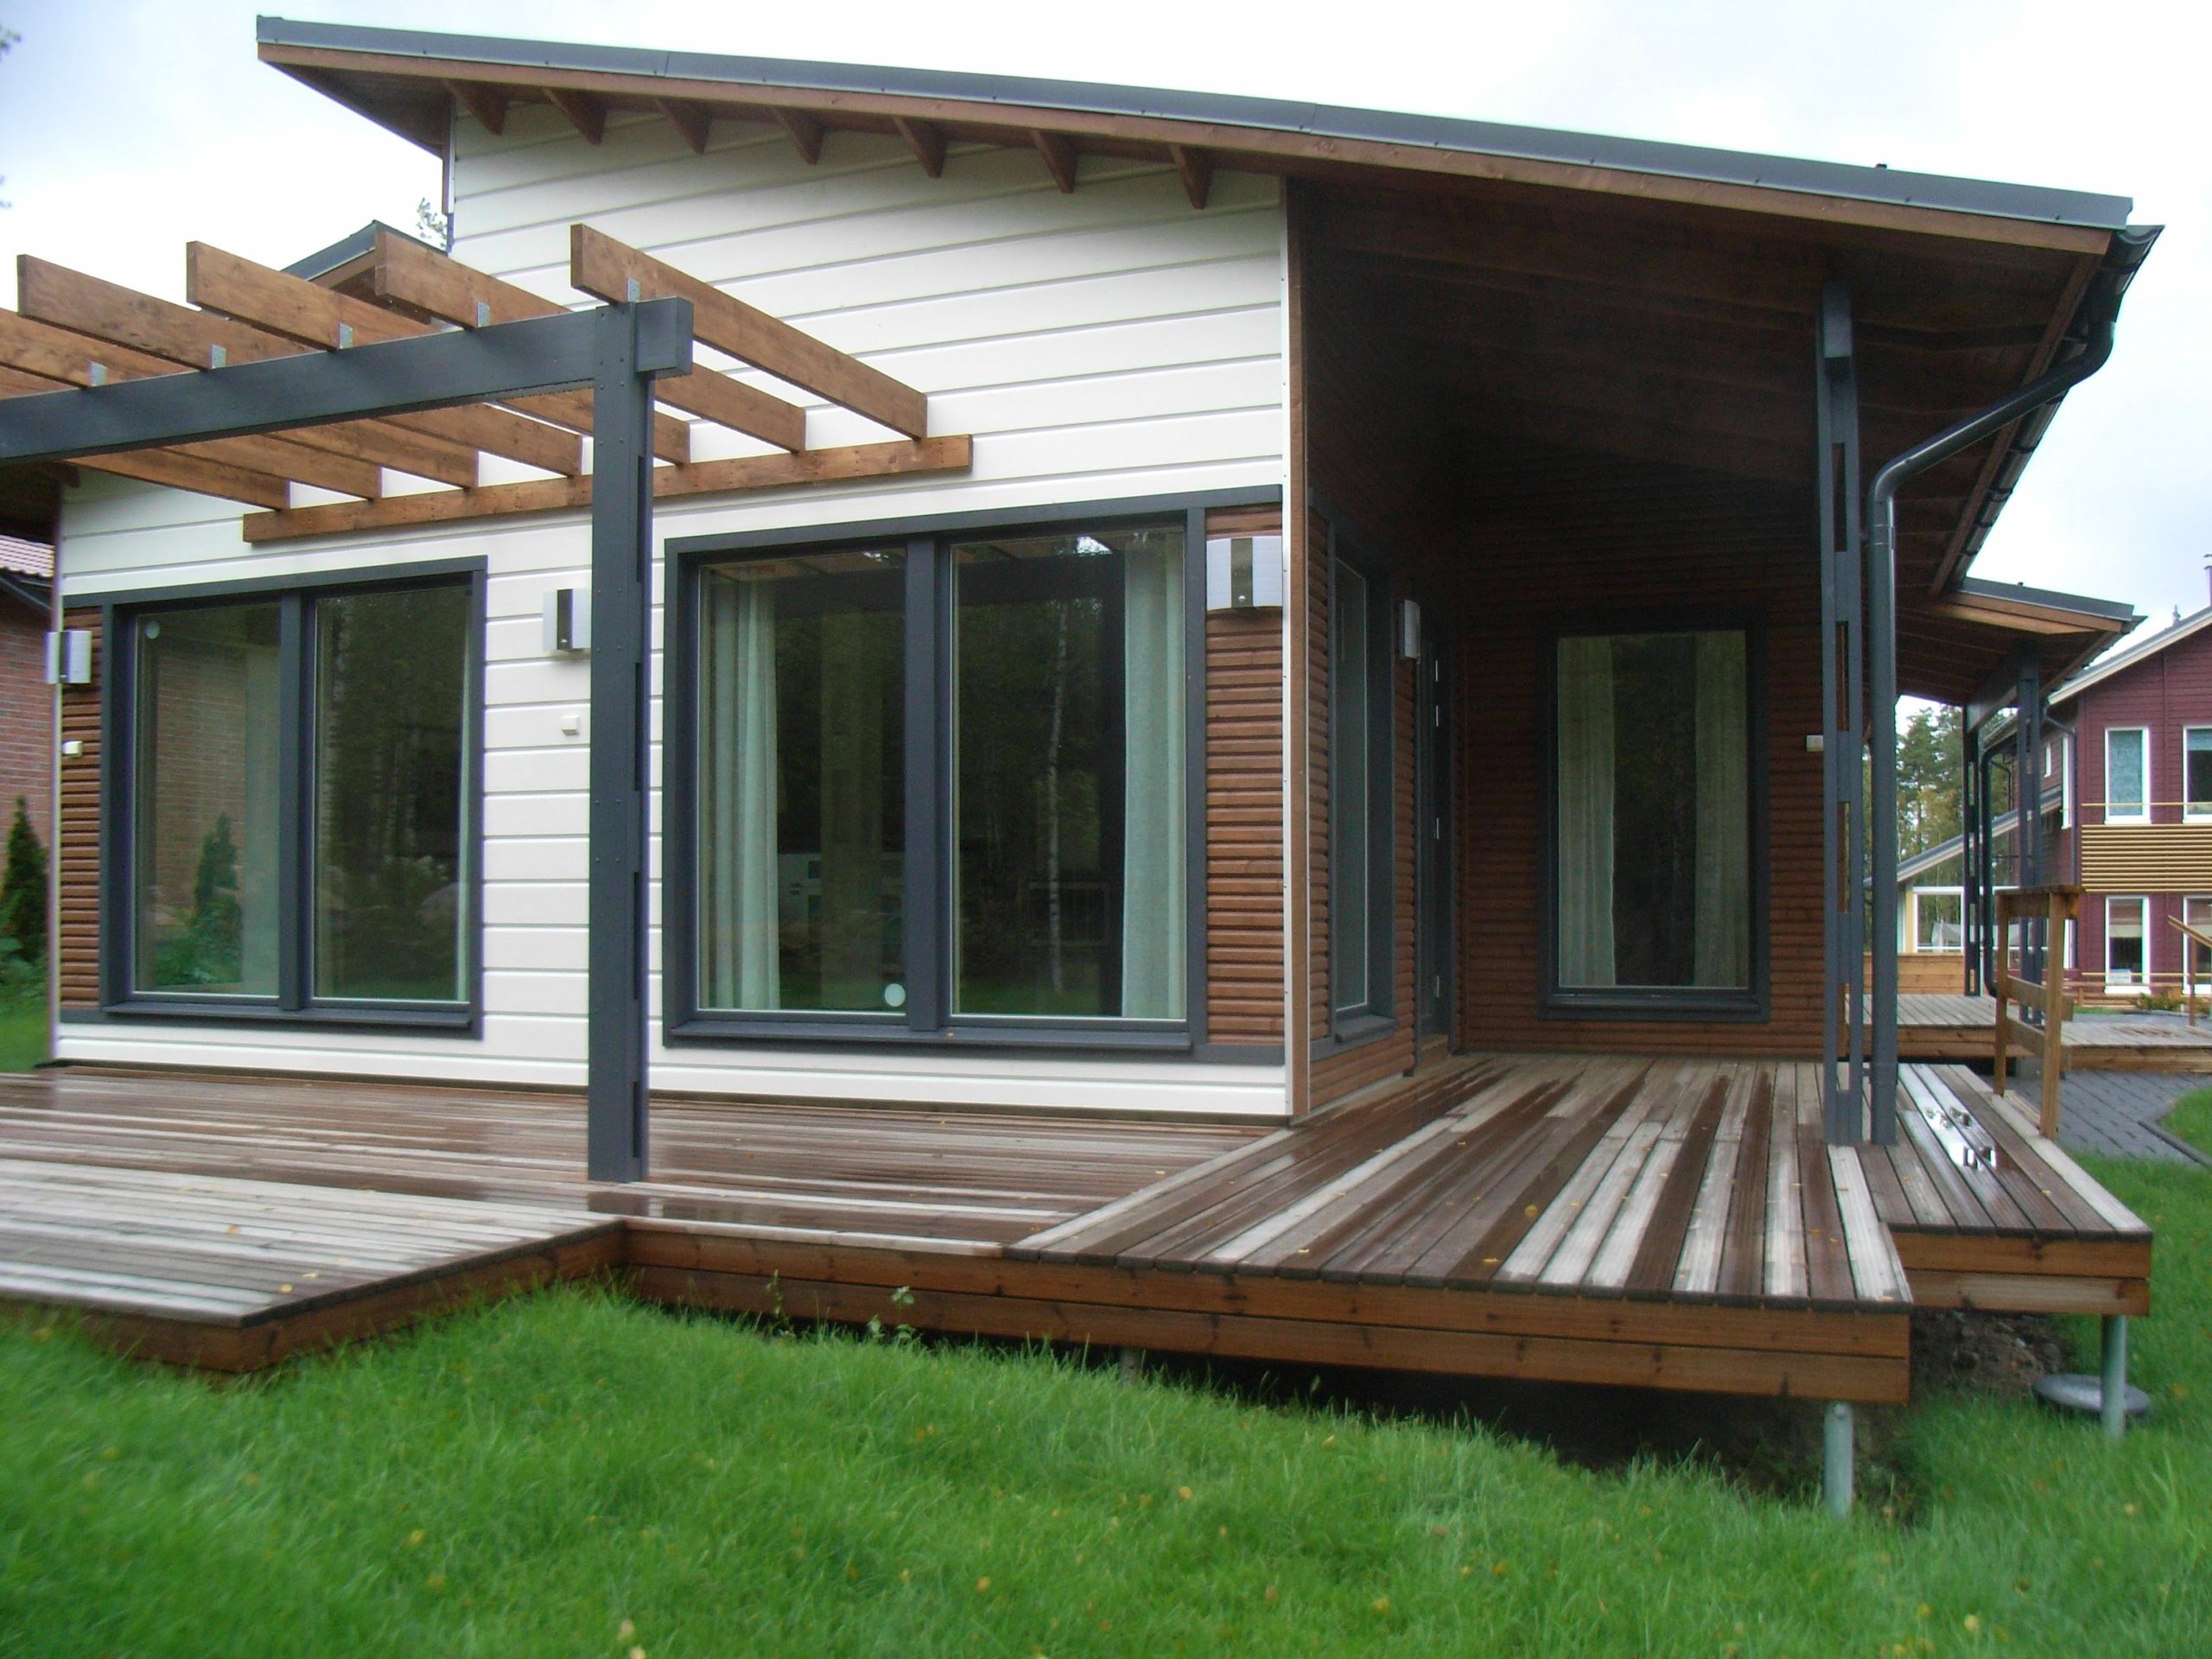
255,16,2132,250
1904,577,2140,706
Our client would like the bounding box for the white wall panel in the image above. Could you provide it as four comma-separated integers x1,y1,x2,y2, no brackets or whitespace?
54,105,1287,1119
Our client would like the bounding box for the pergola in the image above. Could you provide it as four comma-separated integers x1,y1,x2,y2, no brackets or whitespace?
0,230,975,1181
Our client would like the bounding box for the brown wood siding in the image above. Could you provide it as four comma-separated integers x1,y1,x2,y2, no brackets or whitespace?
1306,506,1332,1055
1451,460,1824,1056
1203,503,1285,1045
57,607,101,1010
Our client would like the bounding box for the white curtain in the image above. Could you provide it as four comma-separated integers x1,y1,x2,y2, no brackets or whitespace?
701,575,781,1010
1692,632,1750,988
1556,636,1617,987
1121,543,1186,1019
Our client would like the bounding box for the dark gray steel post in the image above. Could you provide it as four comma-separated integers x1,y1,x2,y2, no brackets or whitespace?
586,303,660,1183
1815,283,1866,1143
1973,725,1991,995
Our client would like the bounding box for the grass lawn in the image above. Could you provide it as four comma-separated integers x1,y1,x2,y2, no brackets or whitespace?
3,1144,2208,1654
0,990,45,1074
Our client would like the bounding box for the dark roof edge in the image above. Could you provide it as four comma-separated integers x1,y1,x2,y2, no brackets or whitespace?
1955,575,2139,625
2050,602,2212,704
283,218,439,281
255,16,2136,230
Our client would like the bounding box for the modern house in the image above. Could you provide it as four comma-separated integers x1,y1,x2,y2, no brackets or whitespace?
2045,590,2212,1001
0,19,2167,1483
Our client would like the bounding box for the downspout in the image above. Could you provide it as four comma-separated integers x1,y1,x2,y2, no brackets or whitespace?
1866,226,2157,1141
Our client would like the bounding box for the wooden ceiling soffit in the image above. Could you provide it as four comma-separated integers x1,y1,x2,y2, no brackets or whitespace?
656,98,712,156
14,256,479,489
187,240,688,465
1450,390,1807,486
893,116,946,179
543,86,607,145
0,314,383,499
1169,145,1213,210
0,364,289,508
772,106,823,164
367,230,796,451
243,435,972,543
256,42,2115,253
447,79,508,135
1033,130,1078,194
569,224,930,440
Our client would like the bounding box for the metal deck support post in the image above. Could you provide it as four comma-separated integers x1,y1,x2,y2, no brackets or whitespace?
1117,1345,1146,1384
1973,725,1991,986
1822,1402,1854,1518
586,302,665,1183
1815,283,1867,1143
2101,1316,2130,1440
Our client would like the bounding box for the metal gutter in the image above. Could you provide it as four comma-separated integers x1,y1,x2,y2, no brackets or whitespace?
1953,576,2138,624
1933,226,2164,593
254,16,2136,230
1865,226,2152,1144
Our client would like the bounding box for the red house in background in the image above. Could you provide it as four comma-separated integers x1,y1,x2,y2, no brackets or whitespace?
0,535,53,848
2052,578,2212,1000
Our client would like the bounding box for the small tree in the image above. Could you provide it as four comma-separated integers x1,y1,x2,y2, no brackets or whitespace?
0,797,44,963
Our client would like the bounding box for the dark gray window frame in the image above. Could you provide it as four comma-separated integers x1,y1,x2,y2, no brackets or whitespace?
1327,527,1395,1042
79,558,487,1033
664,486,1277,1057
1537,610,1771,1022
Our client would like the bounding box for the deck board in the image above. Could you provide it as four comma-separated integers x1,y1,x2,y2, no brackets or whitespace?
1895,994,2212,1071
0,1054,2154,1395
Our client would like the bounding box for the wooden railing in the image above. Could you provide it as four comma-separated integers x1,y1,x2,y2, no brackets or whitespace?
2170,914,2212,1027
1993,884,2079,1139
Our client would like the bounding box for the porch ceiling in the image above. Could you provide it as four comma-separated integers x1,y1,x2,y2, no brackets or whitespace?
1300,178,2136,702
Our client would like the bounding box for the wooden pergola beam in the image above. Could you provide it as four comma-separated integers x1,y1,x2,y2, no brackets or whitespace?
187,240,688,465
1168,145,1213,210
0,314,384,498
772,106,823,164
656,98,711,156
1033,130,1077,194
370,231,802,452
893,116,945,179
570,224,929,440
543,86,606,144
14,256,481,488
241,435,972,543
447,79,508,136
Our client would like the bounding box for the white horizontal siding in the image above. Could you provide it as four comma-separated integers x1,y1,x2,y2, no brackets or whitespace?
53,104,1288,1120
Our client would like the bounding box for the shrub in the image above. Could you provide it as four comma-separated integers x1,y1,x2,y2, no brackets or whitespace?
0,797,44,964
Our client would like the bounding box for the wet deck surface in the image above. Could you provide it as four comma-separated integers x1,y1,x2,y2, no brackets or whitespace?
0,1058,2153,1393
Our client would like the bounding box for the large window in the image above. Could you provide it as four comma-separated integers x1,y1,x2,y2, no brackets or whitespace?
1549,626,1759,1012
676,507,1202,1043
696,549,906,1014
117,571,477,1019
2106,896,2147,988
2184,728,2212,821
2107,727,2148,823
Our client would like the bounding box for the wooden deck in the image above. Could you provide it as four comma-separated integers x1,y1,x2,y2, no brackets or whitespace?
0,1056,2152,1402
1896,993,2212,1071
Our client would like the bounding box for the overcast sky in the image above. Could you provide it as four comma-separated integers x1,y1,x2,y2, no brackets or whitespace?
3,0,2205,633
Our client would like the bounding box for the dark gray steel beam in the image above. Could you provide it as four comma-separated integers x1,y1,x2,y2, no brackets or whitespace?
0,300,694,463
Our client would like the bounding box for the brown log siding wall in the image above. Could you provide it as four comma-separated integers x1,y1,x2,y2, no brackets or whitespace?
1450,466,1824,1056
1203,503,1285,1045
58,607,101,1010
